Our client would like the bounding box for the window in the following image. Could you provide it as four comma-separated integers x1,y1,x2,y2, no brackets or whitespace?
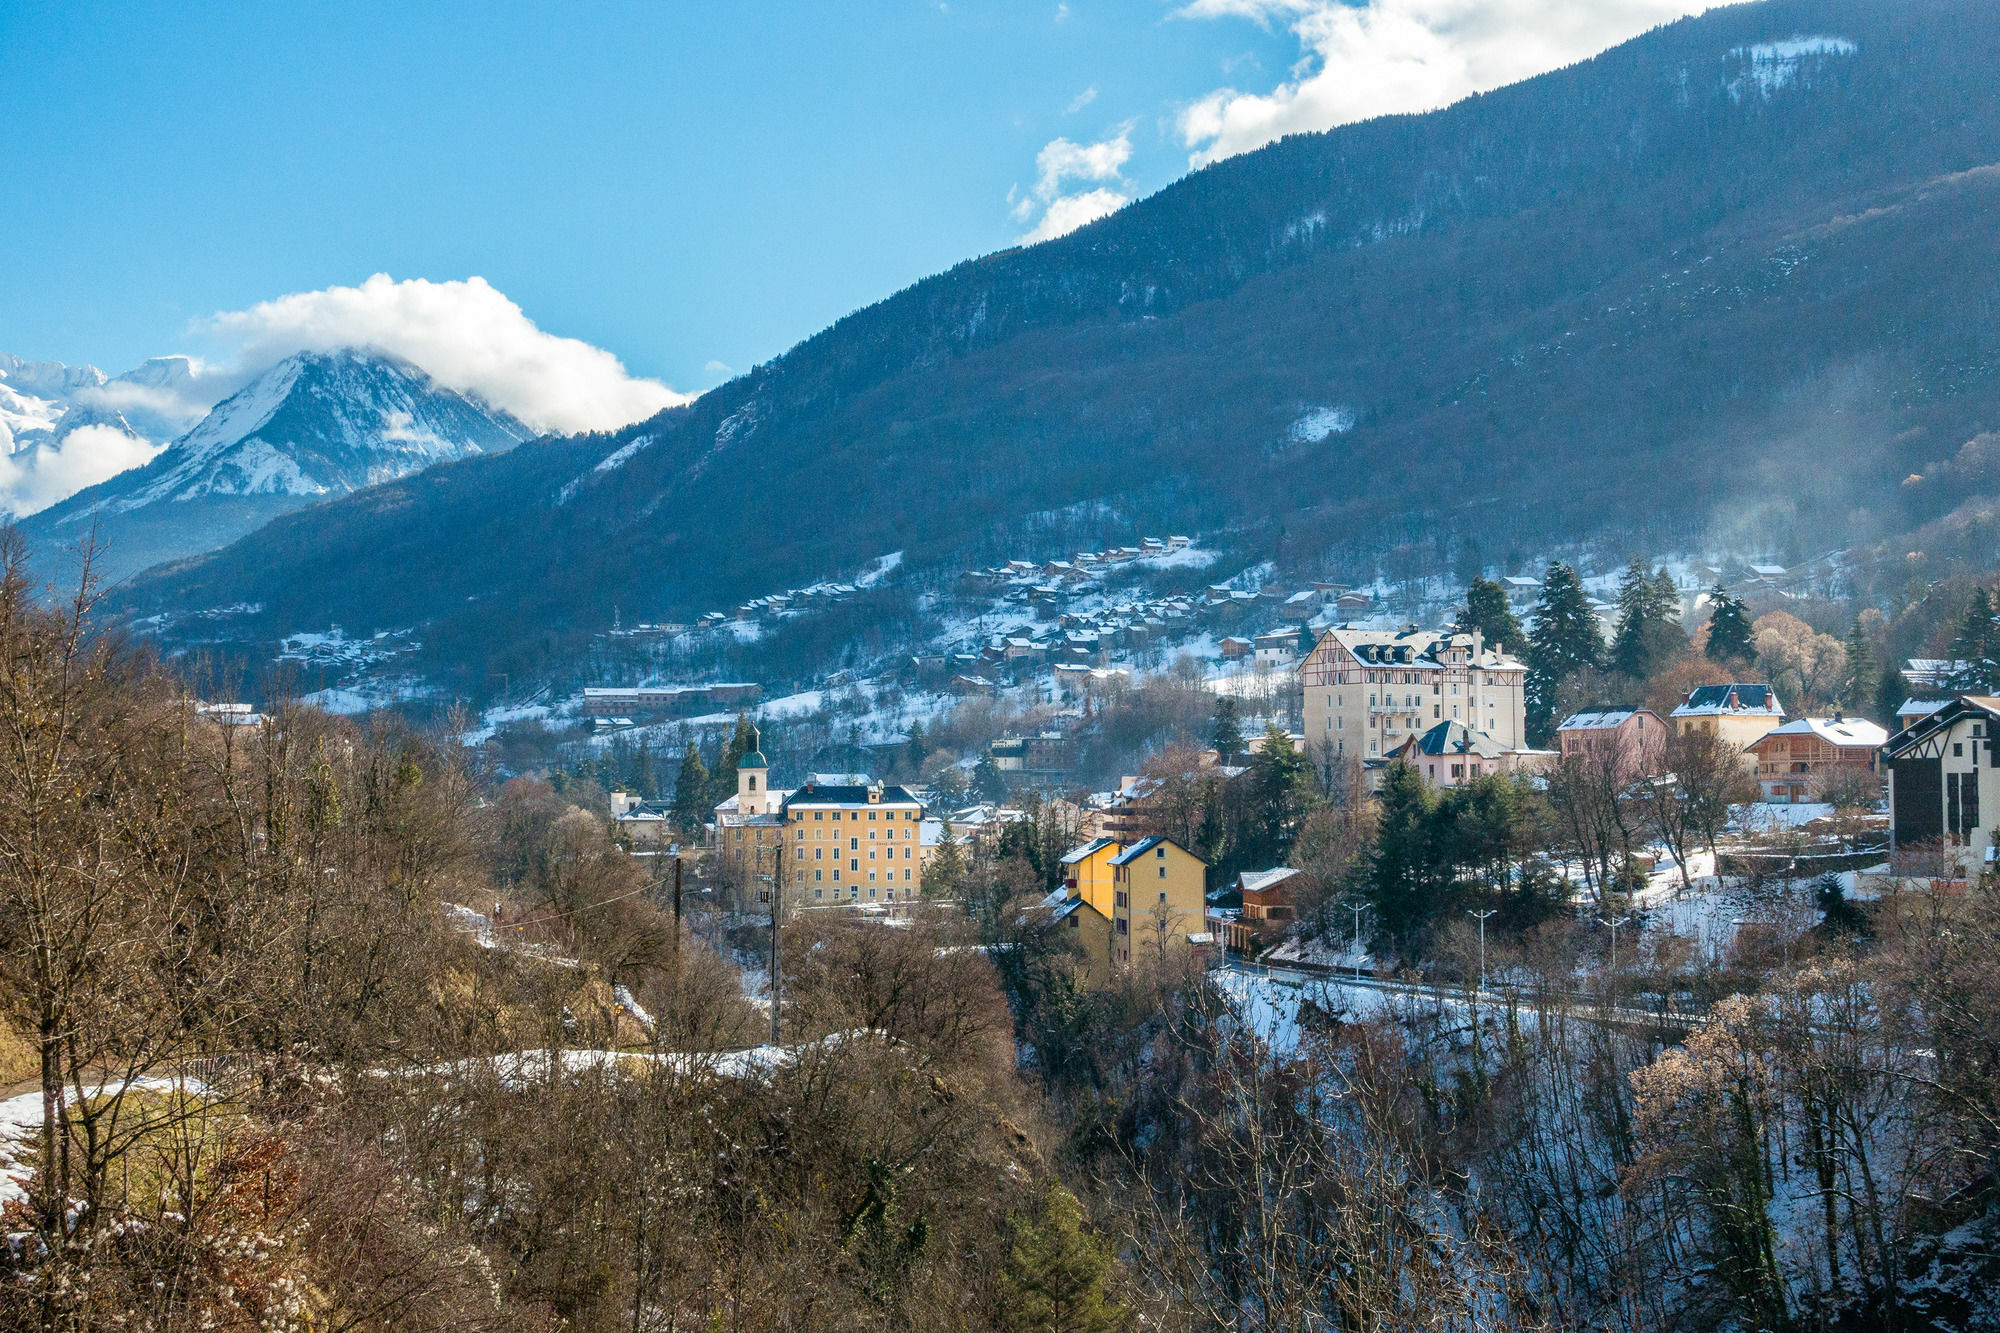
850,837,858,850
814,811,824,820
1156,846,1165,858
850,859,858,872
1067,914,1079,929
904,868,912,881
1115,891,1127,908
1158,866,1166,879
814,847,822,860
815,888,823,899
1116,918,1128,935
748,775,757,791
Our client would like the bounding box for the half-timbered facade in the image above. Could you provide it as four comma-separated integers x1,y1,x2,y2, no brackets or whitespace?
1298,626,1528,760
1884,695,2000,874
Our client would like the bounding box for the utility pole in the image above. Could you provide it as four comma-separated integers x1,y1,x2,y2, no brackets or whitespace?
768,841,784,1047
1467,908,1497,993
1348,901,1368,971
671,846,683,953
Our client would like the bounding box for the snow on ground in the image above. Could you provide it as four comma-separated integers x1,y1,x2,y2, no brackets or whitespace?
855,551,904,586
1733,802,1835,832
0,1076,210,1204
459,700,552,746
1289,406,1355,443
1132,544,1221,571
302,676,437,716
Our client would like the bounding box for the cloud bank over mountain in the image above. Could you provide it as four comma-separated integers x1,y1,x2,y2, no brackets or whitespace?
1176,0,1709,165
205,275,689,435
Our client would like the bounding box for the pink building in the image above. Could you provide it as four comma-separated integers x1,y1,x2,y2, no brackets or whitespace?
1555,708,1669,778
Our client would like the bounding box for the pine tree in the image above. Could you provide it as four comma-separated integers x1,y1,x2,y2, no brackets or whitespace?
1610,559,1686,681
905,719,929,771
630,740,659,801
1459,576,1529,657
974,752,1008,803
1211,695,1244,760
999,1185,1129,1333
1842,615,1878,712
1365,759,1442,949
1949,588,2000,693
926,825,966,900
672,742,710,836
710,710,756,805
1527,563,1603,742
1296,620,1318,659
1247,724,1316,866
1705,587,1755,665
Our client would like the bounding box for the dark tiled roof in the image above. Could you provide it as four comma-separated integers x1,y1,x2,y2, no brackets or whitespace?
1674,684,1781,715
780,783,922,810
1405,722,1505,758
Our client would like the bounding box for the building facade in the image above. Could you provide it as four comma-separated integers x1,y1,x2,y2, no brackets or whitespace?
1670,684,1785,768
1299,626,1529,761
1884,695,2000,876
1748,716,1886,803
712,746,926,908
1056,835,1208,970
1556,708,1669,779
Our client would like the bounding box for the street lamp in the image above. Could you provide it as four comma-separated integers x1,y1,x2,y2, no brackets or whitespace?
1347,901,1369,971
1598,914,1632,983
1466,909,1497,993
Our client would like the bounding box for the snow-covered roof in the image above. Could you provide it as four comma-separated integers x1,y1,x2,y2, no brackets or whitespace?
1060,837,1118,865
1557,708,1659,732
1897,697,1949,718
1238,868,1302,895
1757,717,1888,748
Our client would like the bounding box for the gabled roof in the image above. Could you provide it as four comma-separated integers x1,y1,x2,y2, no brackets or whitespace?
1060,836,1119,866
1757,716,1888,749
1558,708,1661,732
1238,868,1302,894
1884,695,2000,759
1112,836,1200,868
1672,684,1783,717
1399,721,1506,759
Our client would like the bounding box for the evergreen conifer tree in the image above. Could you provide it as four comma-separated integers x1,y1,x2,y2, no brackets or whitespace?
1610,559,1686,681
672,742,710,836
1459,576,1529,657
630,741,659,800
1949,588,2000,693
1705,587,1756,665
926,825,966,900
710,710,756,806
999,1185,1129,1333
1296,620,1318,659
1842,615,1878,712
974,752,1009,803
1247,724,1316,865
1211,696,1244,760
905,720,929,772
1527,563,1603,742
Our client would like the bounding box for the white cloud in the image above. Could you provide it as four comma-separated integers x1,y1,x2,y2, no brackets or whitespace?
1020,188,1133,243
207,274,689,434
1065,85,1099,113
1176,0,1710,166
1015,128,1135,243
1,425,164,519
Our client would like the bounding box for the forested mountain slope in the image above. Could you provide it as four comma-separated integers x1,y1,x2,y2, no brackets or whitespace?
115,0,2000,691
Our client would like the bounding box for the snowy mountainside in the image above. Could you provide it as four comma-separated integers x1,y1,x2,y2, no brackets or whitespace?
20,349,534,583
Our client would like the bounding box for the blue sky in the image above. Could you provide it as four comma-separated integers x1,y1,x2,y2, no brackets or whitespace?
1,0,1705,397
